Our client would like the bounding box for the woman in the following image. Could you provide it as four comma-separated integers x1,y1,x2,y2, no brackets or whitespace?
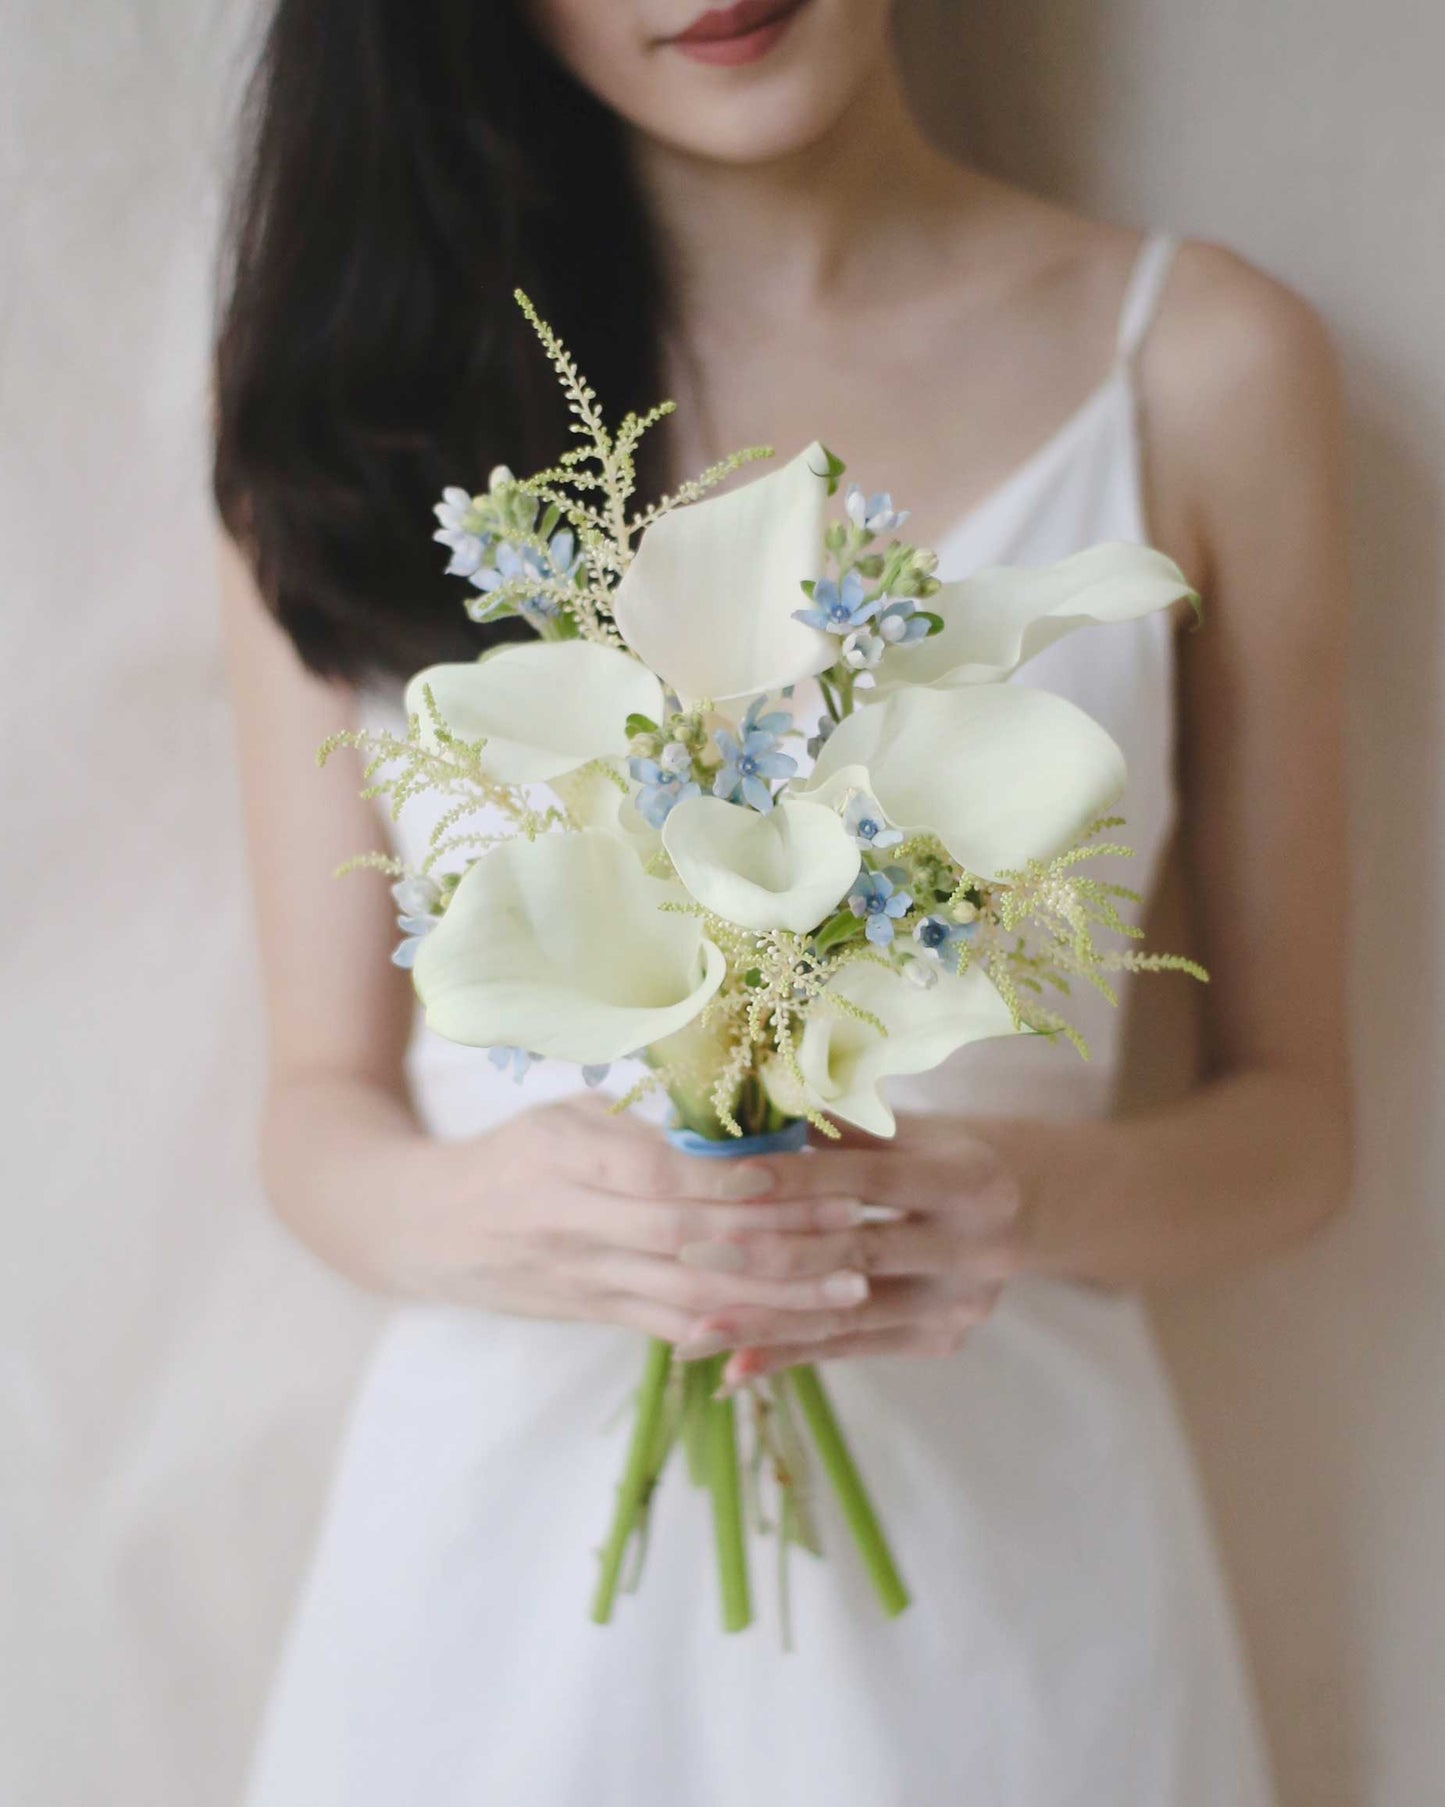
217,1,1351,1802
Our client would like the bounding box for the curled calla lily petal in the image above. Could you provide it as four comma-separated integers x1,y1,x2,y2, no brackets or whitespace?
795,684,1126,879
662,795,861,933
764,960,1018,1136
873,543,1196,692
404,641,665,784
413,829,724,1064
611,442,834,702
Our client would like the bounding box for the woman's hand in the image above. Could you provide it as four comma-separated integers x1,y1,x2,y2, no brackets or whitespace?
399,1095,885,1344
674,1116,1027,1392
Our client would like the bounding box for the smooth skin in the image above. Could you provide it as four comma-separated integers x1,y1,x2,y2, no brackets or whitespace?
222,0,1351,1397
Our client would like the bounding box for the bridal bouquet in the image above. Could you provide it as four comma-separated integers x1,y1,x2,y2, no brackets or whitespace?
327,294,1203,1637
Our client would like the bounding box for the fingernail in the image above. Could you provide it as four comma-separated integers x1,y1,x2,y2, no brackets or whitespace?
713,1164,774,1200
818,1197,869,1229
678,1241,746,1273
676,1329,733,1361
821,1270,869,1306
860,1203,905,1224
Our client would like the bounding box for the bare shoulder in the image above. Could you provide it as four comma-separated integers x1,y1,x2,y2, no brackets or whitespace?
1147,240,1344,478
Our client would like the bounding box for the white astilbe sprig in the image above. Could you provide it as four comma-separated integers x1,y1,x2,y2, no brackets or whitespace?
952,816,1208,1054
511,289,772,637
318,688,566,878
649,905,893,1138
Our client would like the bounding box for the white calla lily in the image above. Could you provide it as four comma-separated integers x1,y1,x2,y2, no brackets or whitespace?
404,640,665,784
765,960,1018,1136
413,829,724,1064
876,542,1195,691
795,684,1126,879
662,795,861,933
611,442,834,702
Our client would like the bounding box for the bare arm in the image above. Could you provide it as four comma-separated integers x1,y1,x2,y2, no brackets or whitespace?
1005,244,1354,1287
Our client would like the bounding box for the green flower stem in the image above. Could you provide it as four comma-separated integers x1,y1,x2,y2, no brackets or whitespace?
707,1386,752,1633
786,1364,910,1619
682,1356,716,1486
591,1337,673,1625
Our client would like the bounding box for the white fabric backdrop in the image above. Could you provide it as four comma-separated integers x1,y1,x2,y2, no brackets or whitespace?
1,6,378,1802
2,3,1440,1804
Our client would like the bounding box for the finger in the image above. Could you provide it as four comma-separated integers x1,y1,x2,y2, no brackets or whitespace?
546,1104,782,1204
681,1278,999,1358
721,1321,965,1385
541,1188,873,1257
676,1221,952,1283
761,1147,997,1211
577,1250,872,1319
598,1295,697,1345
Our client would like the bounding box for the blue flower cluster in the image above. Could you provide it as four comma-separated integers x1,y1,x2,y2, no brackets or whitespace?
470,529,580,628
629,744,701,829
713,697,797,813
433,488,489,578
840,597,932,674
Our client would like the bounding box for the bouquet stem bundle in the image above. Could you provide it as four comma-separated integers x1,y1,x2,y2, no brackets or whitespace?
590,1121,909,1636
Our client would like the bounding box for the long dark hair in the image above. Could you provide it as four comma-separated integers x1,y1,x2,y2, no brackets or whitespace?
213,1,665,683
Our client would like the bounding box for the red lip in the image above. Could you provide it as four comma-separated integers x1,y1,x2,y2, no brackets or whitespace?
664,0,810,66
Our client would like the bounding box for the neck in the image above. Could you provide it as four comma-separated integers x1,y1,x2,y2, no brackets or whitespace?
631,59,977,326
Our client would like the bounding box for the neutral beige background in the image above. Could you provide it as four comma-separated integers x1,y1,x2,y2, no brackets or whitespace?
3,2,1440,1803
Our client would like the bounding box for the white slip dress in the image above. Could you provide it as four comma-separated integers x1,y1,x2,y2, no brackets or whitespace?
244,234,1277,1807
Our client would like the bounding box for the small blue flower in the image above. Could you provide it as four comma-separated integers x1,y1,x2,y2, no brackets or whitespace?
874,597,931,646
841,628,885,674
843,599,931,675
848,870,913,945
806,715,836,761
435,526,489,578
713,700,797,813
470,529,580,626
740,695,793,739
433,487,489,578
389,874,440,969
629,756,700,828
844,484,909,536
487,1046,537,1083
792,569,879,637
913,912,977,968
434,487,475,534
843,793,903,851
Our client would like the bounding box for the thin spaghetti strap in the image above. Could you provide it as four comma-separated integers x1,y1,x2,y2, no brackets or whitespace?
1115,233,1181,365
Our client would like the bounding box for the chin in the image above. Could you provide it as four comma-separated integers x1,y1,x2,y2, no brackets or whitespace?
531,0,894,167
